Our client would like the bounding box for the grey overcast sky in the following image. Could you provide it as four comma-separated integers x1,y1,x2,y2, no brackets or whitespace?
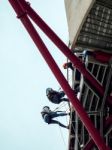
0,0,70,150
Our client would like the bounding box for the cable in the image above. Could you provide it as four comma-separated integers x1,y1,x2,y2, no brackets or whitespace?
53,102,68,112
64,102,70,125
56,118,67,150
69,113,82,148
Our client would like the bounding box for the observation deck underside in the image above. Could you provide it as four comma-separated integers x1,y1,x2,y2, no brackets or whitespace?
65,0,112,149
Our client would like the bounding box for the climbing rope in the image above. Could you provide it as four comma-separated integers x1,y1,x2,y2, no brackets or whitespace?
69,113,82,148
53,102,68,112
56,118,67,150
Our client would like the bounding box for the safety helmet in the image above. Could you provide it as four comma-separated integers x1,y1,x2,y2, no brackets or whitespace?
43,106,50,110
46,88,53,96
63,63,67,69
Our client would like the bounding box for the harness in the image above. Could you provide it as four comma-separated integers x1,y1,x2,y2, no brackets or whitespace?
47,91,59,103
41,107,52,124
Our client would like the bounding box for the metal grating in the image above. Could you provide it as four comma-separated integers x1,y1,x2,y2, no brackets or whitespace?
76,0,112,51
69,52,112,150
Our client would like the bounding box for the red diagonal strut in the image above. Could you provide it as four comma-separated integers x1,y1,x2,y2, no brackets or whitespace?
17,0,112,108
83,115,112,150
8,0,111,149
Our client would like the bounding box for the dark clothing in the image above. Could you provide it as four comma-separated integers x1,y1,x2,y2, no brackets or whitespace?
46,88,68,104
75,69,81,81
41,108,69,129
66,62,74,70
74,83,80,94
42,111,68,123
63,62,74,70
49,120,68,128
43,114,51,123
49,91,68,104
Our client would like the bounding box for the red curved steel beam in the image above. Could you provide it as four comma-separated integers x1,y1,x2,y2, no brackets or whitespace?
83,115,112,150
8,0,111,149
14,0,112,108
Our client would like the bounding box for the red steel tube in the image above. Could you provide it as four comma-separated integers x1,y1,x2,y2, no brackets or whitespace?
13,0,112,107
83,140,95,150
83,116,112,150
92,51,112,64
8,1,111,149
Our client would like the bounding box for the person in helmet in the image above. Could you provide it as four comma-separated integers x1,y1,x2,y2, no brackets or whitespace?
63,62,80,95
63,62,74,70
41,106,69,129
46,88,68,104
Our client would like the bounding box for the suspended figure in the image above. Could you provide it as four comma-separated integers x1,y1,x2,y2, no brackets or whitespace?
63,62,81,95
41,106,69,129
46,88,68,104
63,62,74,70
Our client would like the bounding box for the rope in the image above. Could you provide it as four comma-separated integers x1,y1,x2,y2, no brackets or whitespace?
65,103,82,148
56,118,67,150
53,95,81,147
53,102,68,112
54,102,70,150
55,106,81,149
54,104,81,149
63,103,69,125
71,119,81,146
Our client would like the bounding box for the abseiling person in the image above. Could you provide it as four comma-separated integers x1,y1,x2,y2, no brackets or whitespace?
41,106,69,129
46,88,68,104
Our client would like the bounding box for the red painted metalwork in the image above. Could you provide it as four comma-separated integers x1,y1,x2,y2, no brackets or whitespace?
8,0,111,149
11,0,112,108
83,140,95,150
105,115,112,128
92,51,112,64
83,116,112,150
